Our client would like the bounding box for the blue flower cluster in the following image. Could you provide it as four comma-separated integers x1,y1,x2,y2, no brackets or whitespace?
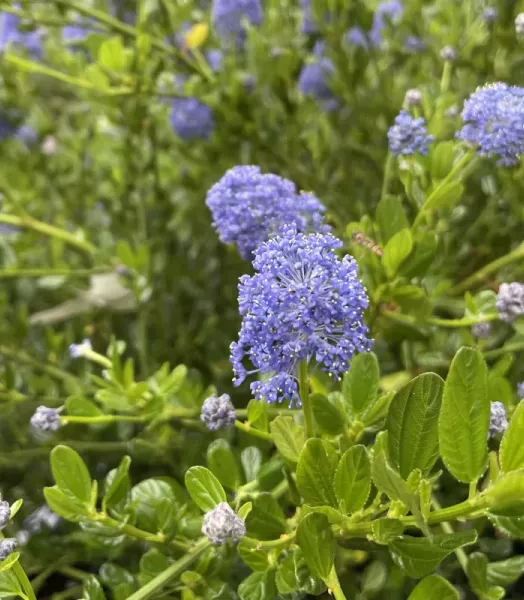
298,42,337,110
496,282,524,323
0,12,42,55
369,0,404,47
206,166,327,259
230,225,372,405
211,0,263,44
300,0,318,34
457,83,524,166
170,98,215,141
388,110,434,156
346,27,370,50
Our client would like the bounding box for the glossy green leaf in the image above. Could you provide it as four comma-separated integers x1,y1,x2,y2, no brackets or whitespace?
296,513,335,580
294,548,327,595
83,576,107,600
334,445,371,514
138,549,171,585
467,553,505,600
439,347,489,483
401,232,438,279
65,396,103,417
238,538,270,571
184,466,226,513
486,470,524,516
342,352,380,420
103,456,131,510
131,478,184,533
422,181,465,213
269,416,305,463
207,439,240,490
275,554,299,594
489,514,524,539
407,575,459,599
302,504,346,524
241,447,262,482
383,228,413,278
372,518,405,544
430,141,456,180
237,501,252,520
238,570,277,600
388,373,444,479
390,531,477,578
245,493,286,540
500,401,524,473
0,554,19,574
296,439,338,507
311,393,346,435
50,445,92,503
487,556,524,586
247,400,268,432
376,195,410,243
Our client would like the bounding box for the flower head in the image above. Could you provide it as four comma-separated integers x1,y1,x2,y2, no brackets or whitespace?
457,83,524,166
471,321,492,338
369,0,403,47
405,89,422,107
483,7,497,23
0,12,42,55
516,13,524,34
346,27,369,50
0,502,10,530
202,502,245,544
206,165,327,259
170,98,215,141
489,401,508,438
404,35,426,53
388,110,434,156
62,21,94,41
517,382,524,400
211,0,262,44
230,225,372,405
496,282,524,323
69,338,92,358
24,506,60,533
0,538,16,561
298,42,337,109
30,406,61,432
206,49,223,72
440,45,457,61
200,394,236,431
300,0,319,34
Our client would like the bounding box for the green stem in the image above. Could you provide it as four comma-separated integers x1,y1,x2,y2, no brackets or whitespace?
0,267,108,279
440,60,452,94
432,495,468,572
382,310,499,328
0,213,97,257
95,514,166,544
126,538,211,600
57,566,91,582
61,415,147,425
299,361,315,438
235,408,297,418
448,242,524,296
469,481,477,499
234,420,273,441
483,343,524,360
51,586,82,600
327,567,347,600
82,350,113,369
380,152,394,203
413,150,475,227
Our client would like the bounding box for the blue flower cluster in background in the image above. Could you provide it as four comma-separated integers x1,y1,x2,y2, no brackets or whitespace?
388,110,434,156
170,97,215,141
211,0,263,45
0,11,42,55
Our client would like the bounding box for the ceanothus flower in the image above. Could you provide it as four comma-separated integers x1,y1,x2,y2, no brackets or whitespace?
405,89,422,107
69,338,92,358
170,98,215,141
457,83,524,166
496,282,524,323
30,406,61,432
517,382,524,400
0,539,16,561
483,7,497,23
298,42,337,110
471,321,491,338
0,502,10,530
200,394,237,431
346,27,369,50
211,0,262,44
515,13,524,35
230,225,372,405
440,45,457,61
300,0,318,34
369,0,403,47
388,110,434,156
489,401,508,438
207,49,223,72
0,11,42,55
206,165,327,259
404,35,426,53
202,502,245,544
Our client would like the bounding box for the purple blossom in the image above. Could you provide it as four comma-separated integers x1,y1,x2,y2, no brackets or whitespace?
230,225,372,405
170,98,215,141
300,0,325,34
346,27,369,50
483,7,498,23
496,282,524,323
517,382,524,400
404,35,426,53
298,42,337,110
457,83,524,166
206,166,327,260
0,116,18,140
207,49,223,72
489,401,508,438
0,11,42,55
62,22,92,41
369,0,403,47
211,0,263,44
388,110,434,156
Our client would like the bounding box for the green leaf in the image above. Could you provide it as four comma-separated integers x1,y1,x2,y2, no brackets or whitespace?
275,554,300,594
296,513,335,581
241,447,262,482
238,570,277,600
334,445,371,514
407,574,459,600
103,456,131,511
184,466,226,513
0,554,19,574
376,195,409,243
130,478,184,533
269,416,305,463
294,548,327,595
387,373,444,479
439,347,489,483
487,556,524,586
83,576,107,600
490,514,524,539
44,486,91,521
372,518,405,544
486,470,524,516
247,400,268,432
207,439,240,490
50,445,92,504
238,538,269,571
401,231,438,279
98,36,127,72
138,549,171,585
467,553,505,600
390,531,477,578
238,502,252,520
302,504,346,525
422,181,465,213
296,439,338,507
246,493,286,540
342,352,380,420
500,401,524,473
65,396,103,418
8,500,22,520
383,228,413,278
311,393,346,435
430,141,456,181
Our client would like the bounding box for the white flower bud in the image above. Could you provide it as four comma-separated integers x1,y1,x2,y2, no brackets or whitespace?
202,503,245,544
